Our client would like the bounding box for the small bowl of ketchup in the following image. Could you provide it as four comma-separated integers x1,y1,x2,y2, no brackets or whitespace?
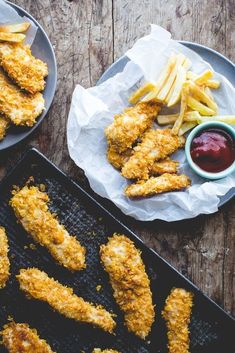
185,121,235,180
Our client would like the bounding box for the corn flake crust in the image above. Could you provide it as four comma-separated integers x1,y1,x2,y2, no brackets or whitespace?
0,226,10,288
1,322,56,353
125,173,191,198
0,114,9,141
162,288,193,353
0,43,48,94
100,234,155,339
0,69,45,127
17,268,116,333
105,102,160,153
10,185,86,271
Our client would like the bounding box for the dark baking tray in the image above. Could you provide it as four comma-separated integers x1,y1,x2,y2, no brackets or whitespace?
0,148,234,353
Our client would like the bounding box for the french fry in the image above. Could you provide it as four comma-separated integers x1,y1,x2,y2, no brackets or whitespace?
186,71,197,80
195,70,213,85
153,54,177,97
182,57,192,70
171,83,189,135
188,81,218,113
167,65,187,107
179,121,197,136
187,96,215,116
158,54,185,101
205,79,220,89
157,111,201,125
197,115,235,125
129,82,157,104
204,87,214,101
0,32,25,43
0,22,30,33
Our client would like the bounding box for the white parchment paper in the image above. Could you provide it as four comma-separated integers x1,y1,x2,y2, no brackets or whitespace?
0,0,37,45
67,25,235,221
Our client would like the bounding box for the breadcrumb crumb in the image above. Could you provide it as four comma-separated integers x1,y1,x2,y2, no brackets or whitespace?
0,226,10,288
93,349,120,353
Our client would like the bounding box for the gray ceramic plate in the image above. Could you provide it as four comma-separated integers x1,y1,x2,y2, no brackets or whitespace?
0,1,57,151
97,41,235,209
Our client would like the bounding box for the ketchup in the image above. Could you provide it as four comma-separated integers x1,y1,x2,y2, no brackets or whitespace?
190,128,235,173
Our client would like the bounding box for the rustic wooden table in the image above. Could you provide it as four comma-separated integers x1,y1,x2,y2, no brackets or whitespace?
1,0,234,316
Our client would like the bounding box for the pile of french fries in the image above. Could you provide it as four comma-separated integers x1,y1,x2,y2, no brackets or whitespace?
0,22,30,42
129,53,235,135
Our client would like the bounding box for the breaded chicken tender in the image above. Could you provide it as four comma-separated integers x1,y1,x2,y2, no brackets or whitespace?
100,234,154,339
105,102,160,152
1,322,56,353
92,348,120,353
0,43,48,94
122,129,185,180
17,268,116,333
151,158,179,175
0,114,9,141
107,145,133,170
10,185,86,271
0,226,10,288
162,288,193,353
0,69,44,127
125,173,191,198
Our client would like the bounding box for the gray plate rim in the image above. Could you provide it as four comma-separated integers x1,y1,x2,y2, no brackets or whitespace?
97,41,235,212
0,1,57,152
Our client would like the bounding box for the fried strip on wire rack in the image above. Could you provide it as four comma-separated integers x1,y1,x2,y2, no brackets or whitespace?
0,226,10,288
105,101,161,152
125,173,190,198
1,322,56,353
162,288,193,353
10,185,86,271
122,129,185,180
100,233,155,339
17,268,116,333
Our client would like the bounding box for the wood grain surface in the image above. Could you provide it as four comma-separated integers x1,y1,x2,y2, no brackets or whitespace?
1,0,234,316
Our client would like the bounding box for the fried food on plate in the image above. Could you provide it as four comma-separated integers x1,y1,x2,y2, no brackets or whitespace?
17,268,116,333
107,145,133,170
92,348,120,353
0,69,44,127
125,173,190,198
105,101,160,152
162,288,193,353
0,114,9,141
0,22,30,33
0,226,10,288
10,185,86,271
151,158,179,175
100,234,154,339
0,32,25,43
122,129,185,180
1,322,56,353
0,43,48,94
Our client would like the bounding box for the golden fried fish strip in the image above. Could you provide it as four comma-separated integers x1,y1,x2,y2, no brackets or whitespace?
125,173,190,198
100,234,154,339
92,348,120,353
107,145,133,170
10,185,86,271
0,114,9,141
105,102,160,152
162,288,193,353
151,158,179,175
0,70,44,127
17,268,116,333
122,129,185,180
1,322,56,353
0,226,10,288
0,43,48,94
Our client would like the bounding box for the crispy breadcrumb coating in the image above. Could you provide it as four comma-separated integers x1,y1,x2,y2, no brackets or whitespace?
0,43,48,94
0,114,9,141
0,226,10,288
151,158,179,175
125,173,191,198
0,69,45,127
17,268,116,333
107,145,133,170
92,348,120,353
10,185,86,271
162,288,193,353
105,102,160,152
122,129,185,180
100,234,154,339
1,322,56,353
